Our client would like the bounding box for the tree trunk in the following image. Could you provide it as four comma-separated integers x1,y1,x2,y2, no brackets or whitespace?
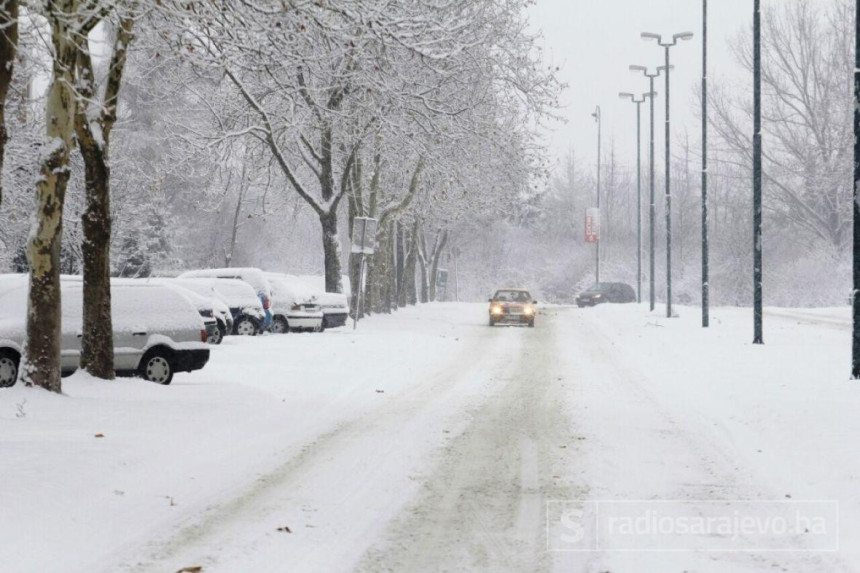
0,0,18,208
428,229,448,302
24,2,79,392
76,134,114,378
417,229,429,303
320,210,343,293
399,222,418,307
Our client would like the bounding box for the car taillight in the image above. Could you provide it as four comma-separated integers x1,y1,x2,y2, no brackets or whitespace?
201,329,208,343
291,304,302,311
263,295,271,310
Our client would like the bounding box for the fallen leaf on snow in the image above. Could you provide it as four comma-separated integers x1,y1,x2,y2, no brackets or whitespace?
94,433,105,438
277,526,292,533
375,389,385,393
176,567,202,573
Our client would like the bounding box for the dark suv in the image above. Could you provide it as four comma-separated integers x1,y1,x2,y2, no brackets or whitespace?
576,283,636,307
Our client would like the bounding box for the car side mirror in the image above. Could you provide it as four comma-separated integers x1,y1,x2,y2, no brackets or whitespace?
533,301,538,304
488,298,493,303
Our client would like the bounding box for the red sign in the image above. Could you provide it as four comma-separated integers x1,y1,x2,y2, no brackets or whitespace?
585,208,600,243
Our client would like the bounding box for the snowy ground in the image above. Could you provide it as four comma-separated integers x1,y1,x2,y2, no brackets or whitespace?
2,302,860,572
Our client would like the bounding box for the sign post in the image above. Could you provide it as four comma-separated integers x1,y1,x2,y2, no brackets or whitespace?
351,217,377,330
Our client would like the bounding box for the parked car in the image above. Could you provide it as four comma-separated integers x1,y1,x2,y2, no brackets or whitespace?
148,282,222,344
488,288,537,327
178,268,274,330
149,278,234,343
0,274,210,386
176,277,265,336
265,273,324,333
576,282,636,307
294,275,349,328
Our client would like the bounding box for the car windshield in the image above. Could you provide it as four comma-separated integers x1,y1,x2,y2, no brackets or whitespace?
494,290,531,302
586,284,605,293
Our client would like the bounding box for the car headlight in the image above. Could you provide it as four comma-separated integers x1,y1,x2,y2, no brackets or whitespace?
524,306,534,315
594,294,602,299
491,305,503,315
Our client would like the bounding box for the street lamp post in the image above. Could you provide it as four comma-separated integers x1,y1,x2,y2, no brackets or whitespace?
592,106,602,286
753,1,764,344
642,31,694,319
702,0,710,328
852,0,860,377
629,65,664,312
620,92,656,304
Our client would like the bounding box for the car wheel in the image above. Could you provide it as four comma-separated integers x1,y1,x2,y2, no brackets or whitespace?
488,317,495,327
271,316,289,334
210,321,224,345
235,317,257,336
0,350,20,388
528,320,535,328
313,321,325,333
139,349,174,385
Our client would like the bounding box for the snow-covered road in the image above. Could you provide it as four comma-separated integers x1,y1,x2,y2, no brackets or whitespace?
3,303,860,572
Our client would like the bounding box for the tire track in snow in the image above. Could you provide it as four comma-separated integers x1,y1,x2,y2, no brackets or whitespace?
114,319,530,573
354,309,587,572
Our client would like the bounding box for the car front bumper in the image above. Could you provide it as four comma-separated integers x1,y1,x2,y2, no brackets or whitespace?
490,313,534,324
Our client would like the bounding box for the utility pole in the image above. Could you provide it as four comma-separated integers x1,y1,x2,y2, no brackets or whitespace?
853,0,860,378
642,31,694,319
702,0,710,328
753,0,764,344
593,106,602,285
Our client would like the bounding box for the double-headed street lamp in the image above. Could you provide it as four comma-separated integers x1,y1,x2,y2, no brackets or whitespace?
629,65,664,312
619,91,656,304
592,106,602,285
641,31,694,319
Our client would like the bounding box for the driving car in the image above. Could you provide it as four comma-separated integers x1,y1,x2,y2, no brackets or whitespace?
0,274,210,386
576,282,636,307
265,273,325,333
488,288,537,327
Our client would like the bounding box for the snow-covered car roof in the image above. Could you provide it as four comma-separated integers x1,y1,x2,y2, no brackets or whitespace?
0,275,206,339
178,268,272,297
265,273,319,305
183,278,263,310
296,274,352,299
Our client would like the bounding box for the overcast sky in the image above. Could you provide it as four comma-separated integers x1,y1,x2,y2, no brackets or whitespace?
528,0,753,174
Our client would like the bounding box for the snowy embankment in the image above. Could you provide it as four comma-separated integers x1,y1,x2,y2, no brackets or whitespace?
2,302,860,573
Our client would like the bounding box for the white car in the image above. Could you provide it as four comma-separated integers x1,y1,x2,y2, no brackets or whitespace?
0,275,211,386
265,273,324,333
175,277,265,336
147,278,234,344
295,275,350,329
178,268,274,330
